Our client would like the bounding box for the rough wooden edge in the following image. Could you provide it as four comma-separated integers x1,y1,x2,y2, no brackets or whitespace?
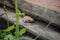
18,0,60,27
0,0,60,27
0,7,60,40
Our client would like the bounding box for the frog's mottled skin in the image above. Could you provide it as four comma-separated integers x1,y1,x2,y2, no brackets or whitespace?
23,16,34,23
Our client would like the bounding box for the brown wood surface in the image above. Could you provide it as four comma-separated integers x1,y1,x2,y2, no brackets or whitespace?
25,0,60,12
0,0,60,27
0,7,60,40
18,0,60,27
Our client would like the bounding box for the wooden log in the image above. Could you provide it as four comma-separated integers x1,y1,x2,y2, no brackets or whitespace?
0,7,60,40
0,0,60,27
18,0,60,27
0,0,14,8
24,0,60,12
0,7,6,17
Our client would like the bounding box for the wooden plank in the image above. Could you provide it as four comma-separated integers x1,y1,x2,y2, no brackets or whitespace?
25,0,60,12
0,8,5,16
0,0,14,8
0,7,60,40
18,0,60,27
0,0,60,27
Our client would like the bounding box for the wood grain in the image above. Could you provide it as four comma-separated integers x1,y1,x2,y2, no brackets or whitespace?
0,7,60,40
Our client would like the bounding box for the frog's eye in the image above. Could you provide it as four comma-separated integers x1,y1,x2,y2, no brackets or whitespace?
28,20,31,22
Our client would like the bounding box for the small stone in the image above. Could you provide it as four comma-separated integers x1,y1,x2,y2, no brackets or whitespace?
23,16,34,23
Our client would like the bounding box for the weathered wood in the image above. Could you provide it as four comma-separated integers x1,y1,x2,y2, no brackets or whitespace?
0,7,60,40
0,0,60,27
24,0,60,12
0,0,14,8
18,0,60,27
0,8,5,16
